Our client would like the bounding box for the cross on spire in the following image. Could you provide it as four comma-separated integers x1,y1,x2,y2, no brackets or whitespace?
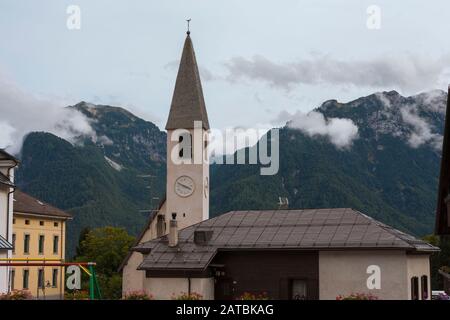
186,18,191,35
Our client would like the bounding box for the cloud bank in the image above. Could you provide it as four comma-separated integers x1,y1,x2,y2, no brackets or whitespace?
400,106,443,149
224,53,450,93
0,73,96,153
276,110,359,148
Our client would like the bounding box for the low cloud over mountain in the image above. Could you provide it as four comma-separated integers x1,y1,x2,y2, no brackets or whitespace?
0,72,96,153
275,110,359,149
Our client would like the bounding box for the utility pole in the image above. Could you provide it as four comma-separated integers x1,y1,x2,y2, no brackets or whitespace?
137,174,160,216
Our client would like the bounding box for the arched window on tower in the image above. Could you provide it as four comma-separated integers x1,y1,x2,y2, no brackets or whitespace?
178,132,192,160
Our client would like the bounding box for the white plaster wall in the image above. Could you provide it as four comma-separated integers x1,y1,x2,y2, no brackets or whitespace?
0,186,8,243
166,129,209,230
0,165,13,294
0,185,8,293
122,252,146,294
406,254,431,300
319,250,409,300
122,202,166,295
143,277,214,300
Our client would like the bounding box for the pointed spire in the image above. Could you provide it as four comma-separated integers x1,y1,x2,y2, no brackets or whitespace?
165,33,210,130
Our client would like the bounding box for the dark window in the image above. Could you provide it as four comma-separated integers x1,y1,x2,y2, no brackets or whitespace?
421,275,428,300
54,222,59,227
10,269,15,291
52,269,58,288
178,133,192,159
12,218,15,224
215,277,234,300
411,276,419,300
25,220,30,225
23,234,30,254
22,270,29,289
12,233,16,254
291,279,307,300
53,235,59,254
38,269,44,288
39,221,44,226
38,235,45,254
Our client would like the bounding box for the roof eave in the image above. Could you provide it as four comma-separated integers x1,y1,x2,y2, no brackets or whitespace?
13,211,72,220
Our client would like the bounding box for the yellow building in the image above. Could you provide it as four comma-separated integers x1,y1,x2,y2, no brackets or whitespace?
11,190,72,299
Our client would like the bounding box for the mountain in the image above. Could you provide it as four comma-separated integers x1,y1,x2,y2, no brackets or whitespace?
211,90,446,235
16,102,167,256
15,91,447,256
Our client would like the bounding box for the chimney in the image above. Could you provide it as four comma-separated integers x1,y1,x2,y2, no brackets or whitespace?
168,213,178,247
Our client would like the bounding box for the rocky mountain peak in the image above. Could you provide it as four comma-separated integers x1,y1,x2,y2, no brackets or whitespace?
315,90,447,148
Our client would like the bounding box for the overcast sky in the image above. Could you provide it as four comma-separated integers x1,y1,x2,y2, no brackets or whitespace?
1,0,450,150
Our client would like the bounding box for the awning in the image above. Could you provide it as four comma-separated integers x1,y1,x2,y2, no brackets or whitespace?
0,235,13,250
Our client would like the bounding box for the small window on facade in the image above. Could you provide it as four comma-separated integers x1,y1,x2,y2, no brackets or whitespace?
25,220,30,225
291,279,307,300
54,222,59,227
12,233,16,254
10,269,15,291
38,269,44,288
52,269,58,288
421,275,428,300
23,234,30,254
12,218,15,224
38,235,45,254
53,235,59,254
411,276,419,300
39,221,44,226
156,215,166,237
22,270,29,289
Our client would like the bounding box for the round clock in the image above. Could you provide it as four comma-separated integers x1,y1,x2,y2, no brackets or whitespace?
175,176,195,197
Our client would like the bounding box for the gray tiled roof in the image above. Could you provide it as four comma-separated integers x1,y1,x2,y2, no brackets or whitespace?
165,34,210,130
14,190,72,219
136,208,439,271
0,172,14,187
0,235,13,250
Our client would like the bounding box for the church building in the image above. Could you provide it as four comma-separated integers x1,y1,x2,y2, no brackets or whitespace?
120,31,438,300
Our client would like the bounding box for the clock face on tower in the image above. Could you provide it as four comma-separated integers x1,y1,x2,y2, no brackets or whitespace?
175,176,195,197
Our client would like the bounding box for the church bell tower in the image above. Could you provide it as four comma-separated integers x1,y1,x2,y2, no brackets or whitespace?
165,31,210,230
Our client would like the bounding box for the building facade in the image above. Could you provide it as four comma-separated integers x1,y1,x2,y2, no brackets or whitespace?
0,150,18,294
10,190,72,299
134,209,437,300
